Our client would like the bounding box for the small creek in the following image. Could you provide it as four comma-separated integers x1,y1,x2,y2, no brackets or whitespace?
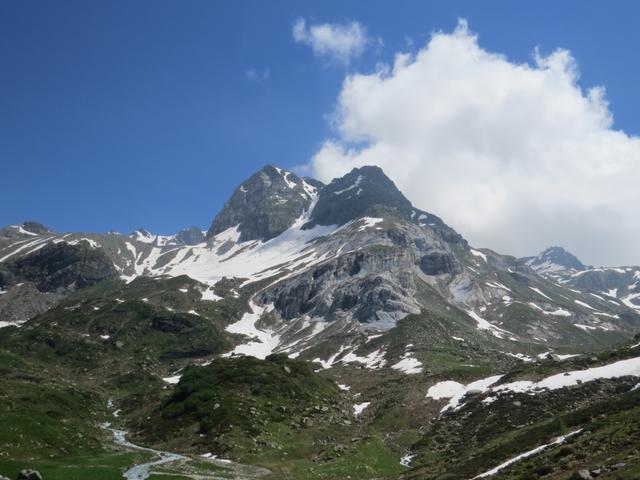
102,423,186,480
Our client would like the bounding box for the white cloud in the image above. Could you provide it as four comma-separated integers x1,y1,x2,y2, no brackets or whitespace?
293,18,370,65
245,68,270,84
307,19,640,266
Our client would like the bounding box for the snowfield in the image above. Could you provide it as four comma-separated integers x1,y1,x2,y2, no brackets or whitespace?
428,356,640,412
223,302,278,359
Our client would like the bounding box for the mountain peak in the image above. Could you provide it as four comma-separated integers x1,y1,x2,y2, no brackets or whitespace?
304,165,413,228
0,222,51,241
207,165,323,242
525,246,585,274
130,228,156,243
175,226,206,245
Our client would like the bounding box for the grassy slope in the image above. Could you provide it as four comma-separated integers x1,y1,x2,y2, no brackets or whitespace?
403,346,640,479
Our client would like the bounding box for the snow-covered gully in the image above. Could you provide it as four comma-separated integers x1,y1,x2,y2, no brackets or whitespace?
471,430,583,478
427,356,640,412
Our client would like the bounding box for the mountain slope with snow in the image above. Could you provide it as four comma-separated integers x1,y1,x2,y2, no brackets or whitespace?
2,165,640,365
2,164,640,480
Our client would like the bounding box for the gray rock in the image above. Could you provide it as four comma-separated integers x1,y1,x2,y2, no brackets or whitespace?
175,226,205,245
419,251,461,275
208,165,318,242
17,470,43,480
4,242,117,293
577,469,593,480
304,166,413,229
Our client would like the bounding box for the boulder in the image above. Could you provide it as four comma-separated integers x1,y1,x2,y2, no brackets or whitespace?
17,470,43,480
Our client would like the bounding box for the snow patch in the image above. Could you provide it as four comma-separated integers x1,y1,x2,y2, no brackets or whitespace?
163,375,182,384
353,402,370,417
392,356,423,375
470,249,487,262
201,287,222,302
529,287,552,301
426,375,503,412
356,217,383,231
471,430,582,478
574,299,596,310
223,302,278,359
466,310,512,339
333,175,363,196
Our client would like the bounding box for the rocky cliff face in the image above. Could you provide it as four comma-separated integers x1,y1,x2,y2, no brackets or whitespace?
1,164,639,359
2,242,117,293
523,246,586,274
304,166,412,228
207,165,321,242
175,226,205,245
260,245,420,329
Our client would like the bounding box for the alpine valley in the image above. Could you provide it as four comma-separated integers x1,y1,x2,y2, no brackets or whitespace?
1,165,640,480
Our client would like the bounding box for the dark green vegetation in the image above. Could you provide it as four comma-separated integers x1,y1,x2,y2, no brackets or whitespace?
3,267,640,479
403,348,640,480
149,355,342,439
2,170,640,480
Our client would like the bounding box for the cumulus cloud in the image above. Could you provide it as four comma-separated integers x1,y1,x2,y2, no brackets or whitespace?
293,18,370,65
307,19,640,266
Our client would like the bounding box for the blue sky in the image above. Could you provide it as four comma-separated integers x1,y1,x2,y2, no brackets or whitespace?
2,1,640,253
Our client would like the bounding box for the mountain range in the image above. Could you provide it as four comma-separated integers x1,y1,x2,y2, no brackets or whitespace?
1,165,639,480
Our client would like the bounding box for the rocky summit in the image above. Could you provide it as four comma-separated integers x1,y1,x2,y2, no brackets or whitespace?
1,165,640,479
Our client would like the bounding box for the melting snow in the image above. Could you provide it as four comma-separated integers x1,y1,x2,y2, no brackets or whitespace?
333,175,363,196
341,348,387,369
201,287,222,302
484,356,640,401
392,356,423,375
154,198,342,286
132,229,157,244
574,299,596,310
528,303,572,317
68,237,99,248
470,249,487,262
621,293,640,311
466,310,511,339
353,402,370,416
400,453,415,467
574,324,597,331
0,235,54,262
163,375,182,384
356,217,384,231
426,375,503,412
529,287,552,301
471,430,582,479
223,302,279,359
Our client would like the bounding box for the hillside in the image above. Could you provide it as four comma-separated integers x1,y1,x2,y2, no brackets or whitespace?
1,165,639,479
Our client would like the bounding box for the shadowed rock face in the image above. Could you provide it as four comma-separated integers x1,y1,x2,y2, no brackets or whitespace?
419,251,461,276
175,226,205,245
207,165,320,242
3,242,117,293
304,166,413,229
